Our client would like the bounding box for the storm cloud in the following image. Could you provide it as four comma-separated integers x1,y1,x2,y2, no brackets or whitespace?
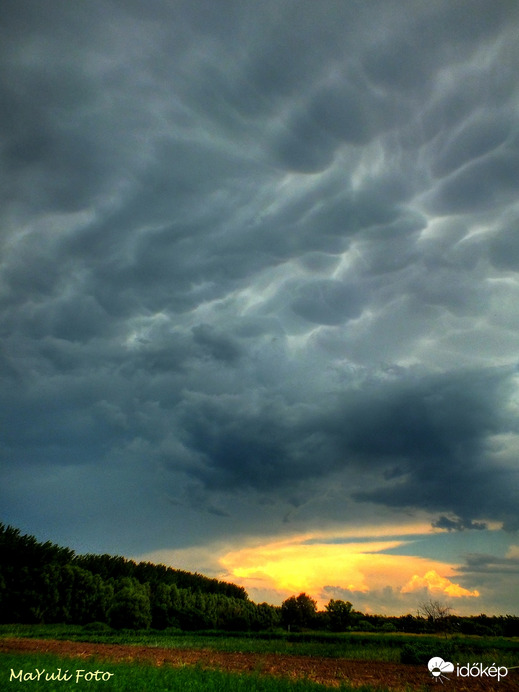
1,0,519,598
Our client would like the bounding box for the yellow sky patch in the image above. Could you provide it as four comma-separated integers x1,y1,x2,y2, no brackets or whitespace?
219,532,478,607
136,521,484,610
505,544,519,559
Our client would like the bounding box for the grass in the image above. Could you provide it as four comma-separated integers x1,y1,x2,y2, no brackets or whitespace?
1,624,518,667
0,652,391,692
0,625,399,661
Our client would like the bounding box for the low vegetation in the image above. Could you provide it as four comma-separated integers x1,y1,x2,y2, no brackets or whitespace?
2,624,519,668
2,652,375,692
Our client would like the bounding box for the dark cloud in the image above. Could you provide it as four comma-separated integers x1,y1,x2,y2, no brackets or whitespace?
428,151,519,215
1,0,519,580
137,364,519,534
457,552,519,575
291,279,365,325
349,368,519,525
430,114,513,179
191,324,243,363
432,516,488,532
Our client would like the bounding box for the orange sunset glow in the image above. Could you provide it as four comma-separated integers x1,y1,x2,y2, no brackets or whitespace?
219,533,480,609
138,519,485,614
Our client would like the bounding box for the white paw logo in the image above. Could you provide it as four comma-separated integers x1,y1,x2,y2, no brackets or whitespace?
428,657,454,683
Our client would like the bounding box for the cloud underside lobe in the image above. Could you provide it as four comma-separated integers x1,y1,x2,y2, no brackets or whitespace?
0,0,519,590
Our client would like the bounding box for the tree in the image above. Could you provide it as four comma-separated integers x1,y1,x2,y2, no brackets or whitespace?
150,582,173,629
417,599,452,633
108,578,152,629
325,599,353,631
281,593,317,630
252,602,281,631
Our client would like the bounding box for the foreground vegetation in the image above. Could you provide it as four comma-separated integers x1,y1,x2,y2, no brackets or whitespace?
2,624,518,667
1,652,377,692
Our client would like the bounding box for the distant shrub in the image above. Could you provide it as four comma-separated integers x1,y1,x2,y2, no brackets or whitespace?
401,641,454,664
381,622,397,633
82,621,112,632
162,626,182,635
356,620,376,632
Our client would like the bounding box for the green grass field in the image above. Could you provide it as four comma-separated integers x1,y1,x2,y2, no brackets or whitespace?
0,652,387,692
1,624,518,667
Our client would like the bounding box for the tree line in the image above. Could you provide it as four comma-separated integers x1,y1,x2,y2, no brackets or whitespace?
1,524,518,636
279,592,519,637
0,524,279,630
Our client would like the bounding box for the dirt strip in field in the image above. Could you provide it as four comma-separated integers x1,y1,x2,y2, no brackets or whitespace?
1,638,518,691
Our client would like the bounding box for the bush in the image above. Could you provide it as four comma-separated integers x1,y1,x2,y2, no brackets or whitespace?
82,621,112,633
356,620,376,632
381,622,397,633
401,641,454,665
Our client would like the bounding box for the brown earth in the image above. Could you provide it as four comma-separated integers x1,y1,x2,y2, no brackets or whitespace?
1,637,518,691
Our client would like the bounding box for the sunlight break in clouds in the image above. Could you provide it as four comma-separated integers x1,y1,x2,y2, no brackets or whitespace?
218,533,480,609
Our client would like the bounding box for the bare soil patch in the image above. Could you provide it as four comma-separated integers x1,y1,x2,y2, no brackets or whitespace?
1,637,517,691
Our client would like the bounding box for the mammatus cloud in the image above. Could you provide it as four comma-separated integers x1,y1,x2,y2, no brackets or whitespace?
1,0,519,613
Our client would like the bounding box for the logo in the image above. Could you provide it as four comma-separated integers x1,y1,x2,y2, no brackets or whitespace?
427,657,510,683
456,662,508,681
428,657,454,683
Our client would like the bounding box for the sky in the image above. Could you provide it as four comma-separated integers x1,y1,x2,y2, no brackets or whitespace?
1,0,519,616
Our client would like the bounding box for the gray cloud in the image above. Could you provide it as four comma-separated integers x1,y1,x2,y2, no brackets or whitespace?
432,516,488,532
458,552,519,575
1,0,519,578
291,279,365,325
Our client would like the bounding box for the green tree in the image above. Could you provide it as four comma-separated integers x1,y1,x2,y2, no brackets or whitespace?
252,602,281,631
150,582,173,629
65,565,112,624
281,593,317,629
325,598,353,631
108,578,152,629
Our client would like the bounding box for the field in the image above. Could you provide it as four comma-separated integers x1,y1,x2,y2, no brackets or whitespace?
1,626,519,691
